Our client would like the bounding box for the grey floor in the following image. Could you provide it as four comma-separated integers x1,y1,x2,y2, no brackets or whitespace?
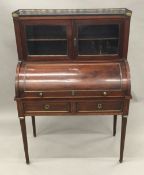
0,99,144,175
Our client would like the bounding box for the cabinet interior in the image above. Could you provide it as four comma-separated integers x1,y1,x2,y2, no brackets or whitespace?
25,23,120,58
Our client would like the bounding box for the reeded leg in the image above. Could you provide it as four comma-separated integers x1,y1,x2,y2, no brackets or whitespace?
119,116,127,163
113,115,117,136
19,117,30,164
31,116,36,137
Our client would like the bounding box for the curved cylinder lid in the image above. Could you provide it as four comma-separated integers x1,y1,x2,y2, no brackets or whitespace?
16,62,130,95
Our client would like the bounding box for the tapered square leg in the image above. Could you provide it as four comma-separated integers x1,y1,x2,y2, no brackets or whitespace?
119,116,127,163
113,115,117,136
19,117,30,164
31,116,36,137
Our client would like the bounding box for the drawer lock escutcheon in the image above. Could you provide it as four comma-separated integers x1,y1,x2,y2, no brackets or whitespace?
44,104,50,110
72,90,75,96
97,103,103,110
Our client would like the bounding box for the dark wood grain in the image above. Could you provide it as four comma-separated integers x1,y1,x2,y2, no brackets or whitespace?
13,11,131,62
15,62,131,99
19,117,30,164
13,8,131,163
119,116,127,163
113,115,117,136
31,116,36,137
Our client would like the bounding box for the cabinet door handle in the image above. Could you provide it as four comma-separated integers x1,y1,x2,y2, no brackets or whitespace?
44,104,50,110
97,103,103,109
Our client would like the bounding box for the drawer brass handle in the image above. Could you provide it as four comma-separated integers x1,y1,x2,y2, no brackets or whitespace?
103,91,108,96
44,104,50,110
38,92,43,97
97,103,103,109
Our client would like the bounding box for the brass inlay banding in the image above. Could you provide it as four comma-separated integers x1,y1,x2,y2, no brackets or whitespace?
19,117,25,120
126,12,132,16
12,12,19,17
123,115,128,118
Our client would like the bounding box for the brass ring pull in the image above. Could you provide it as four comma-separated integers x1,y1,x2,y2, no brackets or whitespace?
44,104,50,110
97,103,102,109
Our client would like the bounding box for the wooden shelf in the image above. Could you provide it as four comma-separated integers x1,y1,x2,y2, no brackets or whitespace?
78,37,119,41
27,38,67,41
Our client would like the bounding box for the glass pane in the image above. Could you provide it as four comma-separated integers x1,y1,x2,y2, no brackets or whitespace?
79,39,119,55
78,24,119,55
25,25,67,55
27,40,67,55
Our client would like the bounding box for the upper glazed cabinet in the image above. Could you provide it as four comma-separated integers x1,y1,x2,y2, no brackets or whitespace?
12,9,132,61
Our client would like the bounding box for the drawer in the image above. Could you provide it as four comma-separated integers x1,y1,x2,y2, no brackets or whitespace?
23,90,124,98
23,101,70,114
76,100,123,113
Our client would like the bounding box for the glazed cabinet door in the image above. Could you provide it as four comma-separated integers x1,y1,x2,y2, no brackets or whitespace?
19,20,72,61
74,19,125,60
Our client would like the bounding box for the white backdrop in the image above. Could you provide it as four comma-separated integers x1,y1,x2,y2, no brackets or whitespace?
0,1,144,175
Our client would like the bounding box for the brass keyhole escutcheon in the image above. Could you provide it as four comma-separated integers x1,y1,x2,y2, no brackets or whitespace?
72,90,75,96
97,103,102,109
44,104,50,110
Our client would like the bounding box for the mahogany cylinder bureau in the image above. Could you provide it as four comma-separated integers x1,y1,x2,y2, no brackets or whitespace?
12,8,132,164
